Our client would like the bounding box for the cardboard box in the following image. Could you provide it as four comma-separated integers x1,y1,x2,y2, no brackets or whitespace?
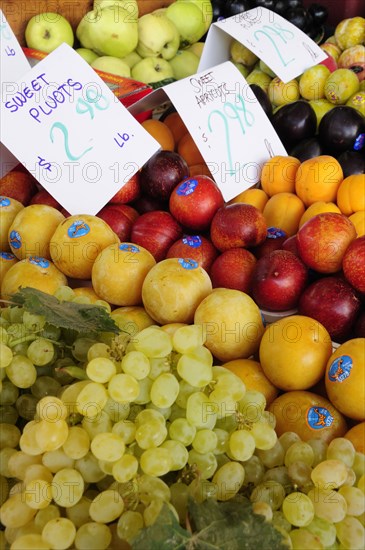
0,1,175,45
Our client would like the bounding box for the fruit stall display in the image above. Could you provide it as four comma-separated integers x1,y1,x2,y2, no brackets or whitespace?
0,1,364,549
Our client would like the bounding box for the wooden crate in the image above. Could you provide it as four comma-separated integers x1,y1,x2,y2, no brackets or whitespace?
0,0,175,45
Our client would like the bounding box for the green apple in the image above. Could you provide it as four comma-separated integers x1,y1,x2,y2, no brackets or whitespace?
75,11,95,50
91,56,131,77
131,57,174,84
121,50,142,68
137,13,180,60
170,50,200,80
166,2,206,48
230,39,258,68
93,0,138,20
25,12,74,53
246,69,272,93
186,41,205,58
76,6,138,57
181,0,213,33
75,48,99,64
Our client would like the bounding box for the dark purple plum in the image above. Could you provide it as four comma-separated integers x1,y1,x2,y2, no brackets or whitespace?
290,137,323,161
272,100,317,150
250,84,272,119
318,106,365,157
140,150,189,201
337,150,365,177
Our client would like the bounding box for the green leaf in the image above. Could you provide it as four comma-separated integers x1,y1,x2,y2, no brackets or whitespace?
188,498,289,550
131,498,289,550
9,287,120,335
131,504,191,550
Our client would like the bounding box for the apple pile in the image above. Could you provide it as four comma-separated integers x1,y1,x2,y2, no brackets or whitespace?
24,0,213,84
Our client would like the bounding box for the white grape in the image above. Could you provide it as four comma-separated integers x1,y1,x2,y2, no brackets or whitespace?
311,459,349,489
42,517,76,550
121,351,150,380
86,357,116,384
133,326,172,358
212,461,245,501
282,491,315,527
90,432,125,462
150,372,179,408
89,490,124,523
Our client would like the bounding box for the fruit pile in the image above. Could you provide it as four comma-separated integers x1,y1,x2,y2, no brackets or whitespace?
0,289,364,549
0,1,365,549
23,0,215,84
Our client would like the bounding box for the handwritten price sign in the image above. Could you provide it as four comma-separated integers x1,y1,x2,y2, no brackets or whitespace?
0,10,30,178
0,43,160,215
199,7,327,83
129,61,287,202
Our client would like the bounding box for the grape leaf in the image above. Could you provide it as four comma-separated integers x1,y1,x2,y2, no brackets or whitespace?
188,498,289,549
8,287,120,335
131,498,289,550
131,504,191,549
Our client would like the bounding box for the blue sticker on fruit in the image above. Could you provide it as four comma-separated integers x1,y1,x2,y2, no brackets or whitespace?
0,252,15,260
182,236,202,248
328,355,353,383
176,179,198,196
0,197,11,207
306,406,333,430
354,133,365,151
267,227,286,239
178,258,199,270
9,230,22,249
67,220,90,238
119,244,140,253
28,256,50,268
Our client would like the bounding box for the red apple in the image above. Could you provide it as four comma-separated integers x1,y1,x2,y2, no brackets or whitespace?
210,247,257,293
166,234,218,272
168,175,224,231
296,212,357,273
130,210,183,262
251,227,287,259
210,203,267,251
0,169,38,205
109,172,141,204
251,249,308,311
298,276,361,342
282,234,299,256
342,235,365,294
139,150,189,201
30,188,63,210
97,204,139,241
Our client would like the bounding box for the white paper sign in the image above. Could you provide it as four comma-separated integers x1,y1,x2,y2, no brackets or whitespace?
0,10,31,178
199,7,327,83
129,61,287,202
0,43,161,215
